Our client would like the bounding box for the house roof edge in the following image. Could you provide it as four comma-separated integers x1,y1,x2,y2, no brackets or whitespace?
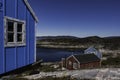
23,0,39,23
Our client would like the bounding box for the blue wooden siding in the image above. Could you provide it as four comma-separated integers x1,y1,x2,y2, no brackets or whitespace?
5,48,16,72
0,0,36,74
17,0,26,68
17,0,26,20
26,10,30,65
16,47,26,68
5,0,17,18
0,0,5,74
29,15,35,64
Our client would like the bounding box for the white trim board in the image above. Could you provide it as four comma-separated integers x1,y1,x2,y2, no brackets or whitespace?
66,55,80,64
23,0,39,23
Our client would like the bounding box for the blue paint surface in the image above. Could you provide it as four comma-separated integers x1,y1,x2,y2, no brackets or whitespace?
17,0,26,20
5,48,16,72
5,0,17,17
17,47,26,68
26,10,30,65
0,0,36,74
0,0,4,74
29,16,35,64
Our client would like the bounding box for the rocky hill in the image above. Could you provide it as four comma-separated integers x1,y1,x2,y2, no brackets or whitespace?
37,36,120,50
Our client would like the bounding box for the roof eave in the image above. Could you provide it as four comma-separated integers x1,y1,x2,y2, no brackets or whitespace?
23,0,39,23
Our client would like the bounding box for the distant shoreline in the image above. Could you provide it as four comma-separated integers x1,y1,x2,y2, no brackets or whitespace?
37,45,120,55
37,45,87,51
37,44,87,49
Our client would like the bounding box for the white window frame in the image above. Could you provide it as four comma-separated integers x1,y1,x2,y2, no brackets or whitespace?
4,16,26,47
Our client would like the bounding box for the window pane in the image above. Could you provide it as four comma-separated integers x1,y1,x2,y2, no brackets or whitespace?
8,22,14,32
8,33,14,42
5,17,25,46
17,33,22,42
17,23,22,32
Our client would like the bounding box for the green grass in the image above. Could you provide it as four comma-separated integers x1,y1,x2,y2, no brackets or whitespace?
102,56,120,67
37,65,58,72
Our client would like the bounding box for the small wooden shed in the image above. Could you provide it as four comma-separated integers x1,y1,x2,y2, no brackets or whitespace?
0,0,38,74
61,54,101,70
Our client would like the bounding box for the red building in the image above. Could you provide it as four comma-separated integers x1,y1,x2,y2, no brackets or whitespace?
61,54,101,70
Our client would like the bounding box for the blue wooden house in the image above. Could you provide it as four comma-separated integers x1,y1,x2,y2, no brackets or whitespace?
84,46,102,59
0,0,38,74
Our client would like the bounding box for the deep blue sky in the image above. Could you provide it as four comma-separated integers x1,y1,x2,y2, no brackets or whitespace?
28,0,120,37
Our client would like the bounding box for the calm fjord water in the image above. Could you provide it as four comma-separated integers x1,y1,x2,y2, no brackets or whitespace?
36,47,84,62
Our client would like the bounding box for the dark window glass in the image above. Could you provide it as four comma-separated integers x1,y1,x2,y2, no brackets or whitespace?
17,33,22,42
8,33,14,42
6,19,25,45
8,22,14,32
17,23,22,32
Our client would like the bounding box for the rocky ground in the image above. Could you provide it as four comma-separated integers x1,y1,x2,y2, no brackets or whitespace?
1,63,120,80
23,68,120,80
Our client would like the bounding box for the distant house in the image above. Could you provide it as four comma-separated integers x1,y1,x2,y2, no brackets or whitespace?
61,54,101,70
0,0,38,74
84,46,102,59
60,47,102,70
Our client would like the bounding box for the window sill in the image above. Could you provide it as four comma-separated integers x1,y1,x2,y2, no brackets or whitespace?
5,43,26,47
